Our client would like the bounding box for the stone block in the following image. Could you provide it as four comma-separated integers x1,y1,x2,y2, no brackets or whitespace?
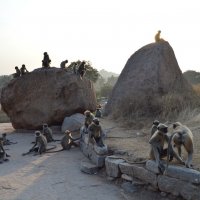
164,164,200,185
105,156,125,177
145,160,160,174
80,159,99,174
121,174,133,182
119,162,157,188
158,175,200,200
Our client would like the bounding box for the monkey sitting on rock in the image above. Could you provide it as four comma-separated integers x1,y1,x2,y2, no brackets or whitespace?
83,110,94,133
0,137,10,164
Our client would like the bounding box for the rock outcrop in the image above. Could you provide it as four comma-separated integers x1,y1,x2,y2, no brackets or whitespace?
105,42,198,118
1,68,97,129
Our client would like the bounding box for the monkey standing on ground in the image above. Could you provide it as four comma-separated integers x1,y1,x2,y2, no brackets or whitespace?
166,122,194,169
149,123,170,173
88,118,105,147
0,137,10,164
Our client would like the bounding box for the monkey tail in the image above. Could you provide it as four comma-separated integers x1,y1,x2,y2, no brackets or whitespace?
108,156,148,164
45,148,64,153
166,132,177,170
46,144,57,151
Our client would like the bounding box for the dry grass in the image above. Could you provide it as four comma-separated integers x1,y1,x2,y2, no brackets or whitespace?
110,92,200,128
192,84,200,96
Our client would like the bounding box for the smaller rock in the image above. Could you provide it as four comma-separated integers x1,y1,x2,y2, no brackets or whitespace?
106,176,116,181
121,174,133,182
121,182,140,193
160,191,167,197
80,159,99,174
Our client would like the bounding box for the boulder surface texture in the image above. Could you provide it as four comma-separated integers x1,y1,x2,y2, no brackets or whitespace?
1,68,96,129
105,41,197,117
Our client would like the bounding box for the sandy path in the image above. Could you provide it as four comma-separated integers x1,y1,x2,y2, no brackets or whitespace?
0,124,126,200
0,123,176,200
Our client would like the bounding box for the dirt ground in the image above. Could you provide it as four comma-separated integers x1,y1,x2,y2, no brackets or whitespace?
0,116,199,200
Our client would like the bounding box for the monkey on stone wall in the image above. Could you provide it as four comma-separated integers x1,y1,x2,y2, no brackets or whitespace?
84,110,94,132
149,123,170,173
88,118,105,147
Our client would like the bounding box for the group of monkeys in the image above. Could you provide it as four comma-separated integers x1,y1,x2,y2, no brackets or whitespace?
149,120,194,174
0,109,105,163
13,52,87,79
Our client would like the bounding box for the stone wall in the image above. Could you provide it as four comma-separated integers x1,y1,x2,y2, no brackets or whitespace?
105,157,200,200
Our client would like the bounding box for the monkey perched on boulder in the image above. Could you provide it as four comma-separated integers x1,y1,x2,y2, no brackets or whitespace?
155,30,165,42
0,137,10,164
84,110,94,133
166,122,194,170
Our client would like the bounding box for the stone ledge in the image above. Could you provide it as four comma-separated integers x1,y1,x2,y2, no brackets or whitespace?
146,160,200,185
119,162,157,188
105,156,125,178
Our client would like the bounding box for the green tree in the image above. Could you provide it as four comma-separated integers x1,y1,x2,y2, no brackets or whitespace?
67,60,100,83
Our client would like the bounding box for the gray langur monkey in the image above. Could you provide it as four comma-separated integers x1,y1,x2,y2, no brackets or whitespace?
149,123,169,174
88,118,105,147
42,123,54,142
166,122,194,169
47,130,80,153
22,131,56,156
0,137,10,163
150,120,160,136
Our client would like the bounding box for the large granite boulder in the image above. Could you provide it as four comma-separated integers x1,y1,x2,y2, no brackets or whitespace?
105,42,198,118
1,68,97,129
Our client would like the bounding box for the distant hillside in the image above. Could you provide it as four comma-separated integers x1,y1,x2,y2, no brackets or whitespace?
99,69,119,80
183,70,200,85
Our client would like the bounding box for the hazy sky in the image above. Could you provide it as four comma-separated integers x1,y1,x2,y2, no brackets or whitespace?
0,0,200,75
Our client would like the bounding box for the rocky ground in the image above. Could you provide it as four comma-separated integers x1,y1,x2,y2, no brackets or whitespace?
0,118,199,200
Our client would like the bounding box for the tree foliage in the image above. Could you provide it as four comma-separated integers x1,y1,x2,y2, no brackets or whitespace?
67,60,100,83
183,70,200,85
